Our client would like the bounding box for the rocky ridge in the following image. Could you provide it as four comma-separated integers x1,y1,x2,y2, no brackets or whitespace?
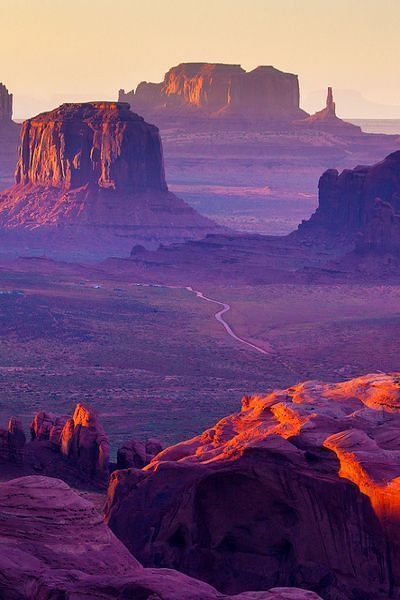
105,372,400,599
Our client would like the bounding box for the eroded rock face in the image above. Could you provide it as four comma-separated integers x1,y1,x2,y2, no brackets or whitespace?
0,475,322,599
0,418,25,464
0,101,219,256
30,410,67,445
117,437,163,470
119,63,307,121
60,403,110,484
298,150,400,240
105,373,400,599
15,102,167,193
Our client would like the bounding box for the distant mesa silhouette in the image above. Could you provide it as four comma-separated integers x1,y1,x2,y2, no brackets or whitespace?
119,62,308,121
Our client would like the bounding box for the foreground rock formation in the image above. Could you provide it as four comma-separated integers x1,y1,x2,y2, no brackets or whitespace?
105,373,400,599
119,63,307,122
0,102,219,258
0,476,321,599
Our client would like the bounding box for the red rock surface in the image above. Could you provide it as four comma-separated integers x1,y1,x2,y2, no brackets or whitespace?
119,63,307,121
15,102,167,192
0,475,321,599
0,102,220,257
105,373,400,599
60,403,110,484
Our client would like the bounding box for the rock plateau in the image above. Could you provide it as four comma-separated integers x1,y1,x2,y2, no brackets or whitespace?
119,63,307,122
0,102,219,258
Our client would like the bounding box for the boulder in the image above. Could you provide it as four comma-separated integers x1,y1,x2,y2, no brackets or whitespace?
105,373,400,599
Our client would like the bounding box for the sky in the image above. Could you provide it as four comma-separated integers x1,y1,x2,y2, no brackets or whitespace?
1,0,400,119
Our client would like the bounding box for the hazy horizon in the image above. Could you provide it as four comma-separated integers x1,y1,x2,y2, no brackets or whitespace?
1,0,400,120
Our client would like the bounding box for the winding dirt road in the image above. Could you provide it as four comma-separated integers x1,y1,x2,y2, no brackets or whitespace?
185,286,274,355
133,282,273,356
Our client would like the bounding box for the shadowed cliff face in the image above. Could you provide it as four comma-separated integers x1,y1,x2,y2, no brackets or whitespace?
15,102,167,193
297,150,400,247
120,63,307,120
105,372,400,600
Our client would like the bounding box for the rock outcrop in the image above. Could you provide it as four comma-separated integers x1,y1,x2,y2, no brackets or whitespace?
0,83,13,121
0,102,220,258
60,403,110,484
105,373,400,599
298,150,400,244
0,475,322,599
117,437,163,469
0,83,20,191
119,63,307,121
295,87,361,134
1,403,109,487
0,418,25,464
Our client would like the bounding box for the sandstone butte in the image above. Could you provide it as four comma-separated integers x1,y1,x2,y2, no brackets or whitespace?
105,372,400,600
0,101,219,257
119,62,308,121
296,149,400,251
0,477,321,599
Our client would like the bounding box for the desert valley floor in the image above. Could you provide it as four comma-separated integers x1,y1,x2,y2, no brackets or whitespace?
2,259,400,454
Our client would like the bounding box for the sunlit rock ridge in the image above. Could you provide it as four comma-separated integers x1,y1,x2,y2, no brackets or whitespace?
106,372,400,600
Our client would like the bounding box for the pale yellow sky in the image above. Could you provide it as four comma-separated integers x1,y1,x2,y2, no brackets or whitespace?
1,0,400,119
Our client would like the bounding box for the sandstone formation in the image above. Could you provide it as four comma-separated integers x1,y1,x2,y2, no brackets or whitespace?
15,102,167,192
60,403,110,484
295,87,361,134
0,475,322,599
0,83,20,191
0,83,13,121
119,63,307,121
30,410,67,444
0,417,25,464
0,102,220,258
1,403,110,487
105,373,400,599
117,437,163,469
298,150,400,246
